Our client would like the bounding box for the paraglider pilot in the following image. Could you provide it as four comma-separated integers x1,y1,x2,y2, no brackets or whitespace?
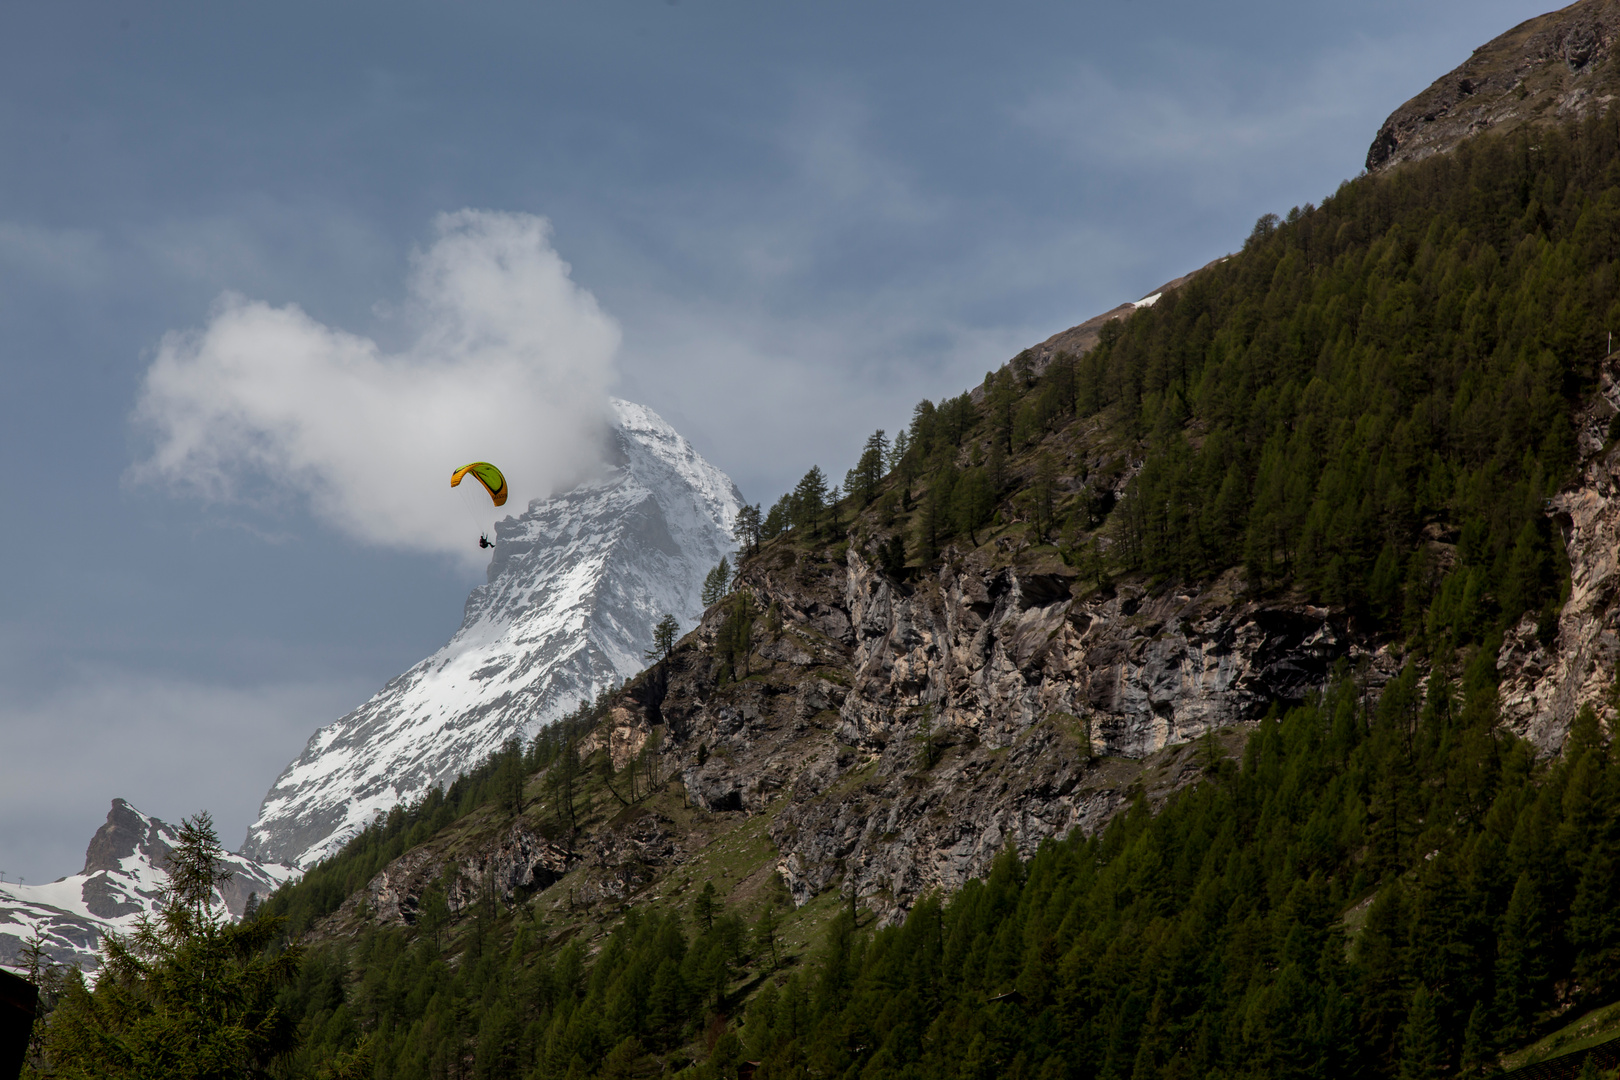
451,462,508,551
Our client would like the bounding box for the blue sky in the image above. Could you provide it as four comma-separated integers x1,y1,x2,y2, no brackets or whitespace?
0,0,1547,881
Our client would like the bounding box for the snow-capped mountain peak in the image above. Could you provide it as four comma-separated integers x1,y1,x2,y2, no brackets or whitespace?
0,799,292,973
242,399,743,869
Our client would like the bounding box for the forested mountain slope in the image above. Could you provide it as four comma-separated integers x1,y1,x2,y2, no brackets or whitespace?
31,47,1620,1080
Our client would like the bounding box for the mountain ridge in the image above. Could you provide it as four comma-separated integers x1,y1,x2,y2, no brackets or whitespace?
1367,0,1620,171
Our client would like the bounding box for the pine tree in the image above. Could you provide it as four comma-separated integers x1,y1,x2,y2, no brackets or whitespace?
715,589,756,681
754,905,781,971
762,494,790,540
418,876,451,949
791,467,828,536
499,736,524,816
733,504,761,556
548,742,582,845
41,812,302,1079
645,614,680,662
19,930,63,1073
1397,986,1446,1080
1031,451,1059,541
849,430,888,506
1357,883,1411,1073
915,703,938,769
886,430,909,474
694,881,717,933
1495,871,1550,1042
879,533,907,580
701,558,731,606
953,468,994,545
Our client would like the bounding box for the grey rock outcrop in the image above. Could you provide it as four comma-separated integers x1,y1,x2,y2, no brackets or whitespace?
332,808,691,928
1367,0,1620,172
615,540,1375,927
355,821,574,927
1498,357,1620,750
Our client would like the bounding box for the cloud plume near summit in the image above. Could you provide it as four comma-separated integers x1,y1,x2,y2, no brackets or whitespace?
131,210,619,563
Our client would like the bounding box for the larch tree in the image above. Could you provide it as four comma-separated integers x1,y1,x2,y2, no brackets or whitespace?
732,504,761,556
40,812,302,1080
645,614,680,662
701,558,731,606
790,467,828,536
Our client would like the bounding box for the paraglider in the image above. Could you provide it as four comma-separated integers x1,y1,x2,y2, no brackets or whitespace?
452,461,507,549
451,462,508,507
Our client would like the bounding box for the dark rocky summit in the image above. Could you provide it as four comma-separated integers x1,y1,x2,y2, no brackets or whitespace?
1368,0,1620,171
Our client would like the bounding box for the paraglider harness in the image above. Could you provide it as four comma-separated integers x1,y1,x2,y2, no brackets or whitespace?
479,534,494,550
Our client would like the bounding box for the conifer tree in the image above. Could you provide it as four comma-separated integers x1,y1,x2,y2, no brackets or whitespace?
1495,872,1550,1041
733,504,761,556
886,430,909,474
984,437,1007,496
1031,451,1059,541
548,742,582,845
498,736,524,816
418,875,451,949
849,430,888,507
701,558,731,606
790,467,828,536
1397,986,1446,1080
953,468,994,545
753,905,781,972
19,931,63,1074
41,812,302,1079
693,881,717,933
762,493,790,540
986,370,1016,452
645,614,679,662
715,589,756,681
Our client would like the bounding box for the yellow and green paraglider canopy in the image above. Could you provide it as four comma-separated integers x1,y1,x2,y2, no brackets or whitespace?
450,462,508,507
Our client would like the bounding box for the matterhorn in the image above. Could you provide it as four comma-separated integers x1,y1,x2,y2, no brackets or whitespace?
242,398,743,869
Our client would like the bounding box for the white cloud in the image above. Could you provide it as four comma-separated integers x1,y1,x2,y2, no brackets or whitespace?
129,210,619,564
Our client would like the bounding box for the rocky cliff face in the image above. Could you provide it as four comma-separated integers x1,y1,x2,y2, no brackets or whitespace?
588,538,1362,927
243,399,742,870
0,800,292,973
308,526,1358,936
1367,0,1620,172
1498,356,1620,750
